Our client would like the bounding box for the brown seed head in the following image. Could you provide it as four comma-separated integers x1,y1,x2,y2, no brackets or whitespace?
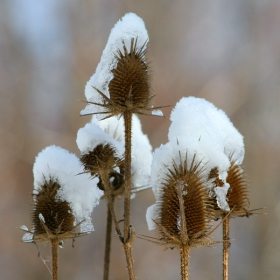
80,143,124,195
226,158,250,217
80,143,123,176
109,38,151,113
87,38,158,120
208,157,250,218
155,154,215,248
32,180,75,241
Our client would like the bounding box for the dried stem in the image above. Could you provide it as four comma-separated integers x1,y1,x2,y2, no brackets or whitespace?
51,238,59,280
103,197,115,280
100,170,121,237
99,169,122,280
223,214,230,280
123,110,135,280
123,243,135,280
180,245,190,280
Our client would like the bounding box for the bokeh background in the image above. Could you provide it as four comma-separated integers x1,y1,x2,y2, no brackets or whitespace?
1,0,279,279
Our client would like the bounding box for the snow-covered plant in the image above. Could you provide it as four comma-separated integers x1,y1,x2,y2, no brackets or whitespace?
20,12,259,280
146,137,222,279
20,146,103,280
146,96,253,280
80,13,163,280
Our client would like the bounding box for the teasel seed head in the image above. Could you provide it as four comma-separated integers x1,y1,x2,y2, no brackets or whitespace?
154,154,215,248
109,38,151,111
86,38,165,120
80,143,124,195
208,156,250,218
226,157,250,217
31,179,77,242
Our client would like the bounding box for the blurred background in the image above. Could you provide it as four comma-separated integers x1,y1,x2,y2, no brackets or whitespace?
1,0,279,279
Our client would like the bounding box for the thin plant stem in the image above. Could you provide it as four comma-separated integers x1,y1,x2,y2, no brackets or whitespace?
51,238,59,280
180,245,190,280
123,110,135,280
100,170,121,236
103,197,115,280
223,214,230,280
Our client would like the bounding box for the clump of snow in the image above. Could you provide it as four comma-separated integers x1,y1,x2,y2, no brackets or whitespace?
91,114,153,188
76,122,124,158
33,146,103,232
152,109,164,117
81,13,149,118
20,225,28,231
38,213,45,223
214,183,230,211
146,204,158,231
168,97,244,164
22,232,34,243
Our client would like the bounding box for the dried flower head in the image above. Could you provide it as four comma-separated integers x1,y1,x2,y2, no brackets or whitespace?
208,156,250,218
88,38,154,119
80,143,123,175
31,180,76,241
80,143,124,195
226,157,250,217
21,146,103,244
21,179,87,244
151,154,215,248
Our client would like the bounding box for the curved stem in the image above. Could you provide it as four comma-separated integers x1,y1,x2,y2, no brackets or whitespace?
51,238,59,280
223,214,230,280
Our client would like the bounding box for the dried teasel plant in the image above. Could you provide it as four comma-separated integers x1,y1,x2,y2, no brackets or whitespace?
85,37,164,280
21,145,103,280
21,179,87,280
80,142,124,280
144,154,219,280
80,13,168,279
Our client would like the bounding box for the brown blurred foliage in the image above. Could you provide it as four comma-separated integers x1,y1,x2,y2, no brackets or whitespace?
1,0,279,279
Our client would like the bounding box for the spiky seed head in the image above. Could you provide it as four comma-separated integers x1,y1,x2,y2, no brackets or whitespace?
32,180,75,241
208,158,250,217
80,143,124,195
109,38,152,114
226,159,249,216
80,143,123,176
156,154,215,248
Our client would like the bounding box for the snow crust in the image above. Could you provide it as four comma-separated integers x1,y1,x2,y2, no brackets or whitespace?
167,97,245,211
146,204,158,231
152,110,164,117
169,97,244,163
33,146,103,233
81,13,149,118
77,122,124,158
